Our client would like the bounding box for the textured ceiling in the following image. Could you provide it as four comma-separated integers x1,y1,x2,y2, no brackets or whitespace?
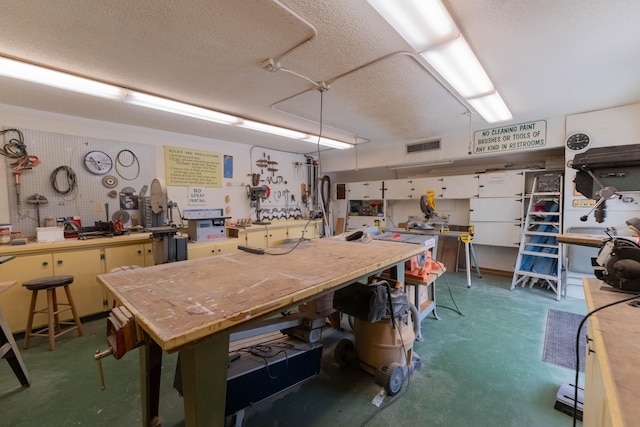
0,0,639,156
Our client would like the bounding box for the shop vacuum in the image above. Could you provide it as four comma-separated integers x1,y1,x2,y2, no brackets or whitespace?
333,279,421,395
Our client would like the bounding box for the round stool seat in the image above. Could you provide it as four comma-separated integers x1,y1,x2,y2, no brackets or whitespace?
23,275,74,291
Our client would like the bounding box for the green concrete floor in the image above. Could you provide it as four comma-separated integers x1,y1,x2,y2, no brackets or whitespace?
0,272,586,426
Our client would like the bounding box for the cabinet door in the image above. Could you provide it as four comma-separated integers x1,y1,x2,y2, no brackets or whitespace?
348,181,383,199
0,254,53,332
245,229,267,248
411,177,444,198
144,243,155,266
215,239,238,255
469,198,523,222
469,222,521,247
267,227,289,247
384,180,415,200
53,249,105,317
287,225,307,240
478,171,524,197
104,244,147,272
188,242,218,259
441,174,479,199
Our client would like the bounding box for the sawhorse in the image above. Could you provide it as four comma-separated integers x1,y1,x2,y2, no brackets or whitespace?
1,279,31,388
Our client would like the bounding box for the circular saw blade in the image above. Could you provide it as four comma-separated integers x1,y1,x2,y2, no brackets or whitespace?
112,210,130,223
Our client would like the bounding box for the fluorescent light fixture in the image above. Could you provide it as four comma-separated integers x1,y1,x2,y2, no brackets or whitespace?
420,36,494,98
467,92,512,123
0,56,127,100
0,56,353,149
367,0,458,51
368,0,512,123
239,119,307,139
302,136,352,150
123,91,241,125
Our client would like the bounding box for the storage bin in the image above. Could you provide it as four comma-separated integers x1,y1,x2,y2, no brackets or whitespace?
37,227,65,243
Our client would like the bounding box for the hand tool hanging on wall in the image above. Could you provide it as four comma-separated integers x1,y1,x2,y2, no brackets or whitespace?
10,155,40,205
26,194,48,227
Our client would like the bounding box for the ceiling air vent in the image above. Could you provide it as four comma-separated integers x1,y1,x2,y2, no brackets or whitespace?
406,139,441,154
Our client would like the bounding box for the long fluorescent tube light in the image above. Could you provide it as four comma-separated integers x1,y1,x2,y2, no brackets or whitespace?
239,119,307,139
367,0,512,123
420,36,493,99
302,136,353,150
467,92,512,123
123,91,242,125
0,56,127,101
0,56,353,149
367,0,458,51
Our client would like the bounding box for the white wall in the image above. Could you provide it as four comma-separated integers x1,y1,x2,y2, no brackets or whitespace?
0,104,311,229
564,102,640,232
320,116,567,174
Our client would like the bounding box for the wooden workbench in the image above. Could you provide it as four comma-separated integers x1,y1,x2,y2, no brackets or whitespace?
583,279,640,426
97,237,424,426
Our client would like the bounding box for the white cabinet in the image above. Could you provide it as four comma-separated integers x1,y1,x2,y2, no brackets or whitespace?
441,174,479,199
469,198,523,222
469,197,523,247
470,221,522,247
412,177,444,198
478,170,525,197
383,177,444,200
384,179,415,200
347,181,384,200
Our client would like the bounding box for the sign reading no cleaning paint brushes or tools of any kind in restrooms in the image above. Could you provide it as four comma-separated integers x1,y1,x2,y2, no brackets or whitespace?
473,120,547,154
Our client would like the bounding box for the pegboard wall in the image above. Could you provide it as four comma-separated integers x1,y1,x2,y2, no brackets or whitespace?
3,127,155,238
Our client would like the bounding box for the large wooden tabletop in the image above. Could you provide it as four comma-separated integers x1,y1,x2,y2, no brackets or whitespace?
97,237,424,353
583,279,640,426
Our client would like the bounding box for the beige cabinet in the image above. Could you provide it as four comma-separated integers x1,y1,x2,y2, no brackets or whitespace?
51,248,105,318
104,244,148,271
230,221,319,248
0,249,104,332
584,320,611,426
188,239,239,259
0,254,53,332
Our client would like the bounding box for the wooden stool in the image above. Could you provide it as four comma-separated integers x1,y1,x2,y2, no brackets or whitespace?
23,275,84,351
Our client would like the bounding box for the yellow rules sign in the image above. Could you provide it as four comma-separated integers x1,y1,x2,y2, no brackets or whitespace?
164,146,222,187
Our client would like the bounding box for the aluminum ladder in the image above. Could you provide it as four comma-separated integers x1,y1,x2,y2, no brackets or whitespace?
511,173,564,300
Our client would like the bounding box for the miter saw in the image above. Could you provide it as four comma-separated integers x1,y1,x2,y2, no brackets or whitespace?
571,144,640,223
592,218,640,292
419,190,437,220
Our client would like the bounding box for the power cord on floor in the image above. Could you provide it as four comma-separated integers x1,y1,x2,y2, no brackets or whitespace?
572,292,640,426
429,256,465,317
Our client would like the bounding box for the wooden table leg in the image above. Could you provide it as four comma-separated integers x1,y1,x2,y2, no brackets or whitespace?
180,332,230,426
140,334,163,427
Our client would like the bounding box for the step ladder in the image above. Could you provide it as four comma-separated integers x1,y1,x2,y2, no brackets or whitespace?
511,173,564,300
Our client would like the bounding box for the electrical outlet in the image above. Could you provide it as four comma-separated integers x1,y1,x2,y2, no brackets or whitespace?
96,203,104,213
